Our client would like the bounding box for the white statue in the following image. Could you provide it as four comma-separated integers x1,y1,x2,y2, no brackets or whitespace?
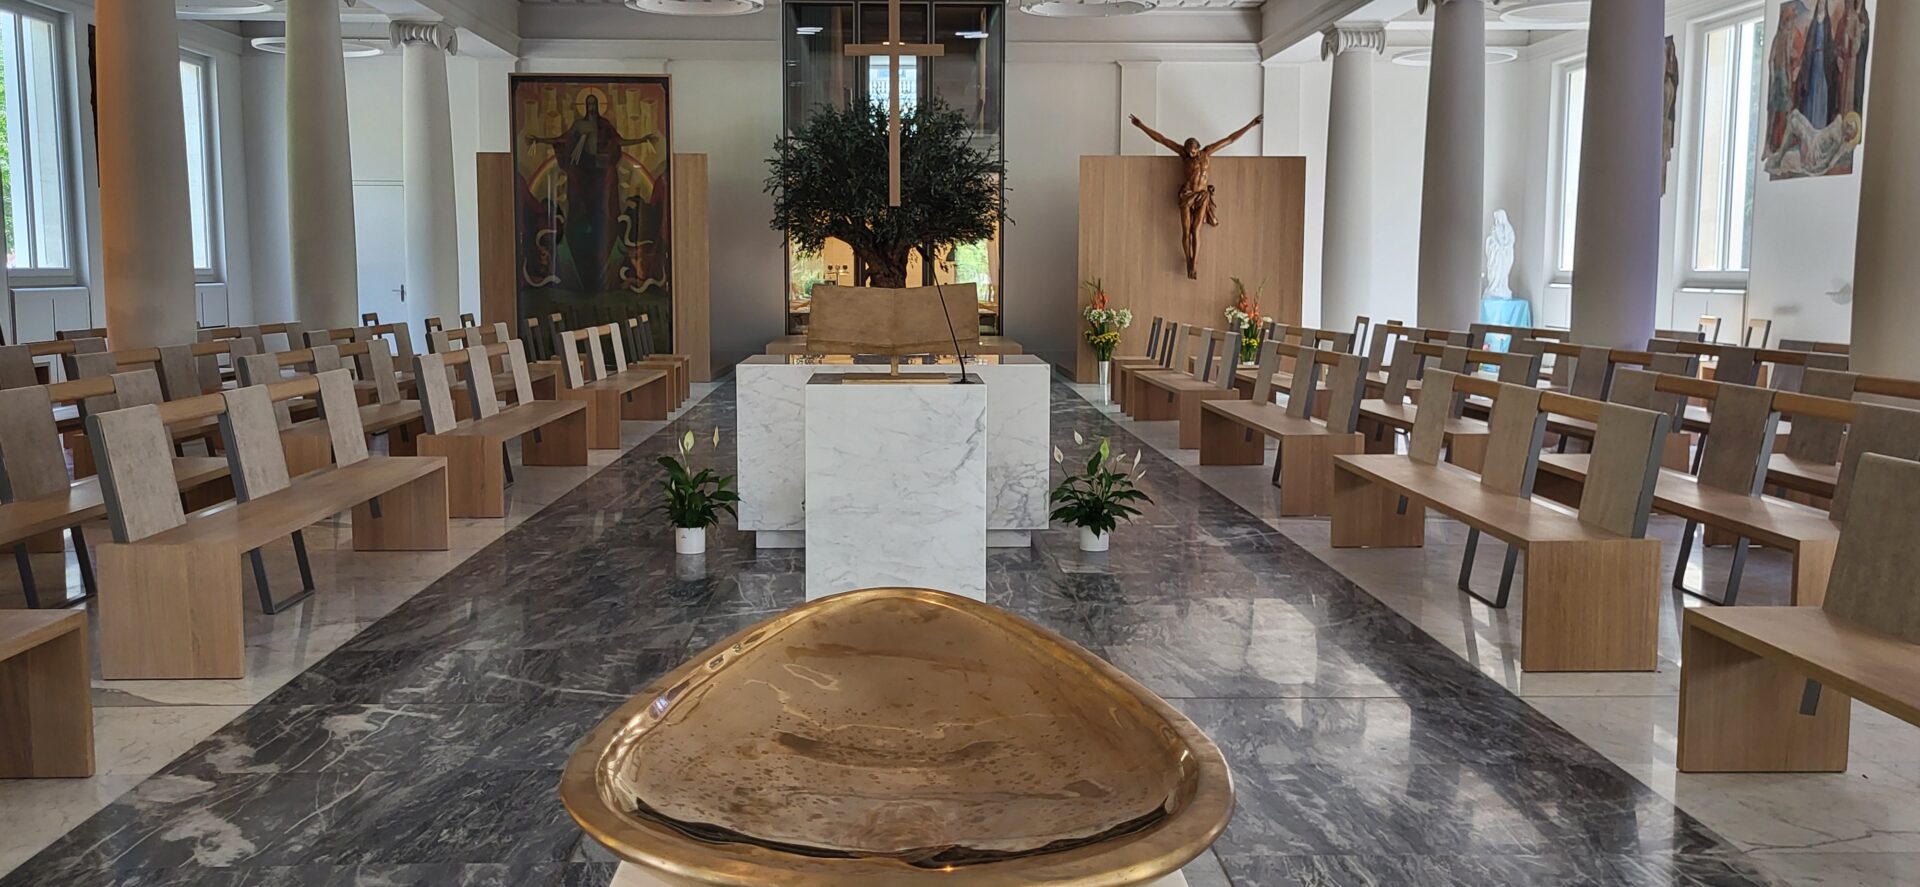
1482,209,1515,299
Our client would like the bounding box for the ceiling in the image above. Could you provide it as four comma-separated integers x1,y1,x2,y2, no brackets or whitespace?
514,0,1268,8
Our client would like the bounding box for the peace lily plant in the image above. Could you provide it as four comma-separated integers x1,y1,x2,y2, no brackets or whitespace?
656,428,739,556
1050,433,1152,553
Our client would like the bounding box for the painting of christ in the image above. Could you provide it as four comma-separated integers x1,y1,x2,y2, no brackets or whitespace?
1764,0,1871,180
511,74,674,351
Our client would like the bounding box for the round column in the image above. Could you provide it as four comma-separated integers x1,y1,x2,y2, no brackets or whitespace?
1569,0,1665,349
392,21,462,331
95,0,197,348
1415,0,1487,331
1319,25,1385,334
287,0,361,330
1851,0,1920,378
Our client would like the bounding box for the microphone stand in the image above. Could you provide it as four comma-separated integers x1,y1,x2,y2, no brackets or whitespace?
934,283,978,385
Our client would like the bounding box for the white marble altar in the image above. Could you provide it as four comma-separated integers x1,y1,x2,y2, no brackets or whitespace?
804,376,988,600
737,355,1050,549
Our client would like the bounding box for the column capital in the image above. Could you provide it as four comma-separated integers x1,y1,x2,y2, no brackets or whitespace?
390,20,457,55
1321,24,1387,61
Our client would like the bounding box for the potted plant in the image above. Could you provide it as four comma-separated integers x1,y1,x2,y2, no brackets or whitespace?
1224,277,1267,365
1081,279,1132,394
1050,433,1152,553
656,429,739,555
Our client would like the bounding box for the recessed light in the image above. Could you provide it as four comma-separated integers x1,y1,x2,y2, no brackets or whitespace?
249,37,387,58
626,0,765,16
1018,0,1157,17
177,1,274,16
796,25,824,35
1497,0,1591,28
956,30,989,39
1391,47,1520,66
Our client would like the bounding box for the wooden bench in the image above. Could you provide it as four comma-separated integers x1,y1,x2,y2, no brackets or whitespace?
1100,316,1164,405
1113,319,1183,411
1132,327,1239,448
1202,342,1369,516
89,370,449,680
625,314,693,407
557,327,672,449
0,610,92,778
1332,372,1669,672
1766,372,1920,500
1677,453,1920,773
1354,340,1500,471
416,342,588,518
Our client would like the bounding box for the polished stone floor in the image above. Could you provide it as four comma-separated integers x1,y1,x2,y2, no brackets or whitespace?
0,378,1882,885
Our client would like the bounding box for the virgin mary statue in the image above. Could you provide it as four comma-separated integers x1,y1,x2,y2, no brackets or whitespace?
1483,210,1516,299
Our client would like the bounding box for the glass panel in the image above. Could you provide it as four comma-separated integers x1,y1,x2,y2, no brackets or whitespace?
1556,66,1585,274
1694,26,1731,273
784,2,855,127
1728,18,1763,272
181,59,213,271
2,11,28,268
21,12,63,270
932,4,1000,136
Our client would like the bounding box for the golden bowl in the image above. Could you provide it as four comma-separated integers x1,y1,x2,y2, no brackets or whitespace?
559,588,1234,886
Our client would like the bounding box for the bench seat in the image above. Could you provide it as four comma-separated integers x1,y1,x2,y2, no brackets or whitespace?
1767,453,1839,500
1357,400,1491,470
560,368,670,448
1134,372,1240,448
1201,400,1362,516
419,400,589,518
0,609,92,778
1,457,230,548
280,401,428,476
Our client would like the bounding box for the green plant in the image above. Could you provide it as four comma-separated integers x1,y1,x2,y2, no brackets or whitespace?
655,429,739,530
1081,279,1133,362
765,95,1007,288
1049,434,1152,536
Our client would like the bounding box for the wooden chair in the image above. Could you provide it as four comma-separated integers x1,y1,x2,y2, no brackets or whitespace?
415,342,588,518
1332,372,1669,671
0,609,92,778
556,328,670,449
88,370,449,679
1677,452,1920,773
1202,343,1370,516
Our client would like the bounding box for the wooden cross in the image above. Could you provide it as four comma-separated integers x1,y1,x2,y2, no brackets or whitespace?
845,0,944,207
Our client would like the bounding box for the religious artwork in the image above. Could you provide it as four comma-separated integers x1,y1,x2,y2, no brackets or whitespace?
511,74,673,350
1663,36,1679,194
1482,210,1515,299
1128,114,1264,280
1764,0,1871,180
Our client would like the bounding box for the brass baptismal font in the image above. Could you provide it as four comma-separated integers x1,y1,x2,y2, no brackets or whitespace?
560,588,1234,886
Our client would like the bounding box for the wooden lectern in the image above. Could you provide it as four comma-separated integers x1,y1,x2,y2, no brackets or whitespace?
805,285,980,380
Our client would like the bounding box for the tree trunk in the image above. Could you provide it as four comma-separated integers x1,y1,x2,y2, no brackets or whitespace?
851,240,911,288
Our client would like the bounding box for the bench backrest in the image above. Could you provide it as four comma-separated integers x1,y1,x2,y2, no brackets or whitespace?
557,331,589,390
1825,453,1920,644
1696,382,1779,496
89,404,189,543
315,368,369,467
112,369,166,411
1379,333,1421,403
1168,326,1194,376
1154,322,1178,367
1832,403,1920,518
1744,318,1772,349
605,323,632,368
506,340,537,405
1321,352,1370,435
1567,345,1614,400
1713,346,1761,387
1248,340,1282,404
1407,371,1452,464
1784,368,1858,462
1478,383,1546,496
1285,346,1319,419
463,345,502,420
1608,368,1686,426
366,339,403,405
1492,351,1539,386
1214,324,1242,390
0,386,67,501
310,345,344,374
415,353,460,434
1578,401,1668,537
583,326,612,381
0,344,36,389
237,353,295,430
524,316,547,361
221,385,295,501
1364,323,1396,365
1140,316,1164,359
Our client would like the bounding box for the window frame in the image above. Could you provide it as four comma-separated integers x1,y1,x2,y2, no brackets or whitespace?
178,49,222,283
0,0,80,286
1546,54,1588,286
1681,3,1765,289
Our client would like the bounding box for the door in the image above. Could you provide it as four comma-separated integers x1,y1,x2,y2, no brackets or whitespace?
353,183,409,328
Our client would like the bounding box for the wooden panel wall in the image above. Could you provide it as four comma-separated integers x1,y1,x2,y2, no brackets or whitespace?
672,153,713,383
1076,155,1306,382
476,152,516,330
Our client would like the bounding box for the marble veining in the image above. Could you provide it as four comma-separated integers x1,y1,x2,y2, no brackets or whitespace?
0,378,1777,887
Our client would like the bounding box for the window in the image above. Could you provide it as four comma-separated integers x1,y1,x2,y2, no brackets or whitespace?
1552,63,1586,277
1689,15,1763,277
0,3,73,276
180,52,218,277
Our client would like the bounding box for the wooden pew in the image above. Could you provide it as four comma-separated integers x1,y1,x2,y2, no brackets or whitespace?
1104,316,1165,406
1677,453,1920,773
1115,320,1185,414
628,314,693,405
415,342,588,518
1128,327,1234,444
1332,372,1669,672
88,370,449,680
1355,342,1521,471
0,610,92,778
1202,342,1370,516
555,328,671,449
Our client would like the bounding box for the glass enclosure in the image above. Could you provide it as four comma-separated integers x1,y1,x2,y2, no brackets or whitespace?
781,1,1006,336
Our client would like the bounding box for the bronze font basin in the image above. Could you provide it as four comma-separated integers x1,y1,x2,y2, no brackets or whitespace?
559,588,1234,886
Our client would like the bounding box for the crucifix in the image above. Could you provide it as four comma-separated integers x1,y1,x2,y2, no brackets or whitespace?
845,0,944,207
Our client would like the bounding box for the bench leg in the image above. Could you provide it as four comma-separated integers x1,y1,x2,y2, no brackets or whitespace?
1331,467,1424,549
1359,417,1398,455
418,434,501,519
1672,519,1754,606
1521,539,1660,672
1199,410,1263,466
12,544,40,609
1677,621,1851,772
386,418,424,457
352,467,451,550
248,537,316,616
1457,529,1522,609
69,527,97,604
523,409,589,467
1278,432,1364,517
98,542,245,680
0,624,94,778
1789,538,1838,607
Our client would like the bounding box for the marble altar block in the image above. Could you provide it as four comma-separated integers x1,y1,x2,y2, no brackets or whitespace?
738,355,1050,549
804,376,988,600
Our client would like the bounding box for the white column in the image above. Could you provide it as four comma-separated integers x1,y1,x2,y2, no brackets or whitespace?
1569,0,1665,349
286,0,360,329
95,0,197,347
392,21,462,330
1851,0,1920,378
1319,24,1385,335
1414,0,1485,330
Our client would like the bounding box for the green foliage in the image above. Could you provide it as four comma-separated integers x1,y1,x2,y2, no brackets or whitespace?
1049,436,1153,537
765,95,1006,288
654,430,740,530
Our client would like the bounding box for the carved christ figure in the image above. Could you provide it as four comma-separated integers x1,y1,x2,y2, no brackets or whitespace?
1129,114,1264,279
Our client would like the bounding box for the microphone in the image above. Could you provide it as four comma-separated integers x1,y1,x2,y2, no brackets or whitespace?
934,283,977,385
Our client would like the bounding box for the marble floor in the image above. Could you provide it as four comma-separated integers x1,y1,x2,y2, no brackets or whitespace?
0,377,1895,885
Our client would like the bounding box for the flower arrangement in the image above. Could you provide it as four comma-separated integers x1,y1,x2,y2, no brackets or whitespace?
655,429,740,532
1050,433,1152,551
1224,277,1267,365
1081,279,1134,362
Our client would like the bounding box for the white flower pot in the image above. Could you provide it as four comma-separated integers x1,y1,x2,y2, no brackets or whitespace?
1079,526,1110,553
674,527,707,555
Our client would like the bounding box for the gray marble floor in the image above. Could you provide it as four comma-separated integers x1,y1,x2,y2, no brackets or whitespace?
0,379,1782,886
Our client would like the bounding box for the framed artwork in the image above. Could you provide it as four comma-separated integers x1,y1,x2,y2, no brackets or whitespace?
1764,0,1871,180
1662,35,1678,194
510,74,674,350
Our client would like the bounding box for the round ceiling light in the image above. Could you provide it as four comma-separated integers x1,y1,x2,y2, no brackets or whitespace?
625,0,765,16
1497,0,1591,28
176,1,274,15
1391,47,1521,67
1019,0,1158,17
249,37,388,58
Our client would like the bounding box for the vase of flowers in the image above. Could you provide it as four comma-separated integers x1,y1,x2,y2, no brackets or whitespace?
1224,277,1267,365
1051,433,1152,553
656,429,739,556
1082,279,1133,396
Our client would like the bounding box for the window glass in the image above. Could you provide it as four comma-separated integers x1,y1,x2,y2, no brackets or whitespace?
1692,17,1764,275
0,6,72,273
1555,65,1586,275
181,55,216,273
